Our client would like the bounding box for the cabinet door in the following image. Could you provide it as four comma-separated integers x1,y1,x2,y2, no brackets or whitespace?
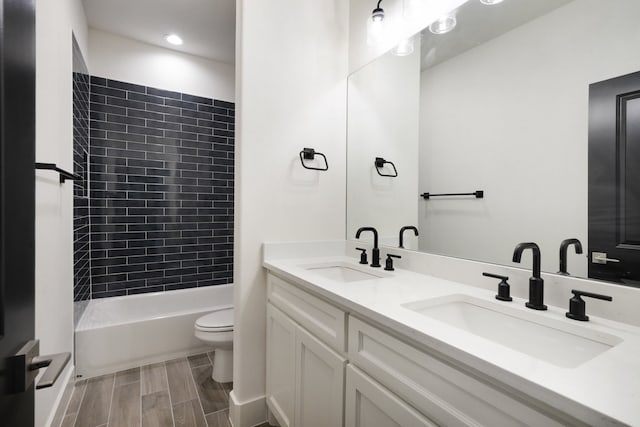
295,326,347,427
345,365,438,427
266,304,297,427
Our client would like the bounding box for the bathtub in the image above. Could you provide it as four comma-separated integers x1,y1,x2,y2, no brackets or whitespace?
75,284,233,379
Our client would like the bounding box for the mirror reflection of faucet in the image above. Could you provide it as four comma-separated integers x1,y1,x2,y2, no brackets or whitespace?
558,238,583,276
399,226,419,249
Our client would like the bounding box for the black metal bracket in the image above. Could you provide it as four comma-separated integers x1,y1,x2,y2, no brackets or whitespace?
299,148,328,171
35,162,81,183
421,190,484,200
375,157,398,177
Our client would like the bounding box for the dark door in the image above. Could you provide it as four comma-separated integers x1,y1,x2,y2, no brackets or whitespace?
588,70,640,285
0,0,36,425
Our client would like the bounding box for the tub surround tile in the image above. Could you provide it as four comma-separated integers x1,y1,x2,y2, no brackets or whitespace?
109,382,141,427
74,374,115,427
72,37,91,305
191,364,229,414
141,363,169,396
88,77,234,299
172,399,207,427
141,390,173,427
166,358,198,404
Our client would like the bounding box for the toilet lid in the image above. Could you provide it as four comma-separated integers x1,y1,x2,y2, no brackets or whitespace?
196,308,234,331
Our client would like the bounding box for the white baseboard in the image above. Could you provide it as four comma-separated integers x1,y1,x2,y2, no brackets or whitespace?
229,390,267,427
46,364,75,427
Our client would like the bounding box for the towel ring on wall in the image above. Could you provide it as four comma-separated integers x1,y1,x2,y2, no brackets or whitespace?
299,148,329,171
375,157,398,177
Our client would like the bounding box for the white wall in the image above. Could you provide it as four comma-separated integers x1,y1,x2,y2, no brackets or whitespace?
231,0,348,425
35,0,88,425
418,0,640,276
347,45,420,248
88,29,235,102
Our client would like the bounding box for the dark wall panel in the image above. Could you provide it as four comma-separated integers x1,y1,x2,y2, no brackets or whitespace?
72,37,91,302
88,77,235,298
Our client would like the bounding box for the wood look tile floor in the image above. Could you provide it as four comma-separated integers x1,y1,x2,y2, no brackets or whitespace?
61,353,272,427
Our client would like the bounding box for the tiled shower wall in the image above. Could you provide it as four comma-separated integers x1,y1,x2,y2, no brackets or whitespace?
87,77,234,299
73,37,91,303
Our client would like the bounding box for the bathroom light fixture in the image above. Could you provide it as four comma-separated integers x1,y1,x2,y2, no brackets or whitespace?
164,34,183,46
392,36,415,56
371,0,384,23
428,13,457,35
367,0,385,46
480,0,504,4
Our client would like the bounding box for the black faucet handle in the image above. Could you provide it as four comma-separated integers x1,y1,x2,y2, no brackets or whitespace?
482,272,508,281
384,254,401,271
483,272,512,302
566,289,613,321
356,247,368,265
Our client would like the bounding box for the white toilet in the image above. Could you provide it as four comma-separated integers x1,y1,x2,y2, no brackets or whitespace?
194,307,234,383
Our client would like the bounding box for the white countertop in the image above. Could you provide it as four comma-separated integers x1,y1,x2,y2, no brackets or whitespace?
263,249,640,426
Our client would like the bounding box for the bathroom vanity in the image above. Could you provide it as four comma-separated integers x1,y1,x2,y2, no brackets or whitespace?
263,241,640,427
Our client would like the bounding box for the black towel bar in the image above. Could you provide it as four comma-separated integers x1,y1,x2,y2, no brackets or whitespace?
35,163,81,183
421,190,484,200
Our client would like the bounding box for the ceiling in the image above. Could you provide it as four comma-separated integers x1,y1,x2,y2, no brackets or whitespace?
420,0,574,70
83,0,236,65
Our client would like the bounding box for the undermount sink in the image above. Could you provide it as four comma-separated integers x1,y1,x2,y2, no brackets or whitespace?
302,262,387,283
403,294,622,368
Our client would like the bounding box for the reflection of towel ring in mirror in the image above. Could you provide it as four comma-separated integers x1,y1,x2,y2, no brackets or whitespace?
375,157,398,177
299,148,329,171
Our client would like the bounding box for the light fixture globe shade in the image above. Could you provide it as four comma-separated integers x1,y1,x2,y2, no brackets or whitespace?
429,14,457,35
371,7,384,22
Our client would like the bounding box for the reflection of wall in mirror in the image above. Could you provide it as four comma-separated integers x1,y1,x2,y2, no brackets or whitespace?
418,0,640,277
347,41,420,249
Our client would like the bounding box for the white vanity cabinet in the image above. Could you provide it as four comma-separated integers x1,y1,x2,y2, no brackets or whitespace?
266,271,588,427
266,274,347,427
345,365,437,427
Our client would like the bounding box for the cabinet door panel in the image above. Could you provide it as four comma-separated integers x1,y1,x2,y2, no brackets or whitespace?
295,326,346,427
268,273,346,353
266,304,297,427
345,365,437,427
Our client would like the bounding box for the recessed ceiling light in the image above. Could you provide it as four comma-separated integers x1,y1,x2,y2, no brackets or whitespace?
480,0,504,5
164,34,183,46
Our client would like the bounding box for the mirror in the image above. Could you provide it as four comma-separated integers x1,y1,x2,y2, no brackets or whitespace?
347,0,640,284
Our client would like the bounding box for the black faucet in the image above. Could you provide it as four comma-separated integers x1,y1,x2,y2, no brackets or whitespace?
399,226,419,248
512,242,547,310
356,227,381,267
558,238,583,276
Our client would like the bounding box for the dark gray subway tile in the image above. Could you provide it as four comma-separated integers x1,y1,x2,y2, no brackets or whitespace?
129,91,164,105
108,79,146,93
213,99,234,109
87,78,234,298
147,86,181,99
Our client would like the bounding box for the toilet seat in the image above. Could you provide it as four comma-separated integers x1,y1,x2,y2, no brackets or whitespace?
195,307,234,332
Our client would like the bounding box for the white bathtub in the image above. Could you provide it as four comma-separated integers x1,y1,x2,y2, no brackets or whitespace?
75,284,233,379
